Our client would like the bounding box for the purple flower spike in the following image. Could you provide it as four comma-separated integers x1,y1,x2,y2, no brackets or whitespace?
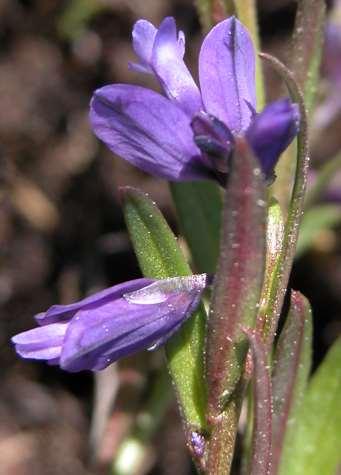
90,16,300,185
12,275,208,372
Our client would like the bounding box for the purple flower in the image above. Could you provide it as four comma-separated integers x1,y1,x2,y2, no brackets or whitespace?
12,274,208,372
190,431,206,458
90,16,299,183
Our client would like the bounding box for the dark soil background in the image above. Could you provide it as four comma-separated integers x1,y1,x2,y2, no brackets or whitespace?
0,1,340,474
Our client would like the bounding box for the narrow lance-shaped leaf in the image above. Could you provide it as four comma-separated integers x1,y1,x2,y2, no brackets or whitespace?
170,181,222,274
122,187,207,431
278,337,341,475
291,0,326,115
259,53,309,347
271,291,312,475
206,138,266,475
243,328,273,475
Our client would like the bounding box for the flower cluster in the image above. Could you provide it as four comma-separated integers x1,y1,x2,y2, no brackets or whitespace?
12,16,299,373
90,16,299,184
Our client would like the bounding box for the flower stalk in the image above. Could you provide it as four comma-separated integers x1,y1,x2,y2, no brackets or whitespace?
206,138,266,474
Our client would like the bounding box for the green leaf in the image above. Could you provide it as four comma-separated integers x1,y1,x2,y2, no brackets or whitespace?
278,338,341,475
170,181,222,274
272,291,312,475
296,205,341,257
122,187,207,430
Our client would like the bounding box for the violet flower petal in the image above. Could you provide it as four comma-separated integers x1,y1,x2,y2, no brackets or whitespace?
37,278,153,326
246,98,300,178
191,111,234,173
191,112,234,145
130,18,202,116
90,84,210,181
151,17,202,116
199,16,256,133
125,274,207,304
144,287,204,351
130,19,157,73
12,323,68,360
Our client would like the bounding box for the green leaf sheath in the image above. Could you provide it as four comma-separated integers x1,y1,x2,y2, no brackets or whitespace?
271,291,312,475
122,187,207,431
278,338,341,475
170,181,222,274
206,139,266,475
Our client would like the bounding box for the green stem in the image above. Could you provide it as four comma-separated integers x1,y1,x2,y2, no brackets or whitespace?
258,54,309,347
272,0,325,212
206,394,244,475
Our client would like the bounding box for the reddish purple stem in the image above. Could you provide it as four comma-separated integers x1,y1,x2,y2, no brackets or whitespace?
243,327,273,475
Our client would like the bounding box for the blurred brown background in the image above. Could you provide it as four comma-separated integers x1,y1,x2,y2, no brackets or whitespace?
0,1,340,474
